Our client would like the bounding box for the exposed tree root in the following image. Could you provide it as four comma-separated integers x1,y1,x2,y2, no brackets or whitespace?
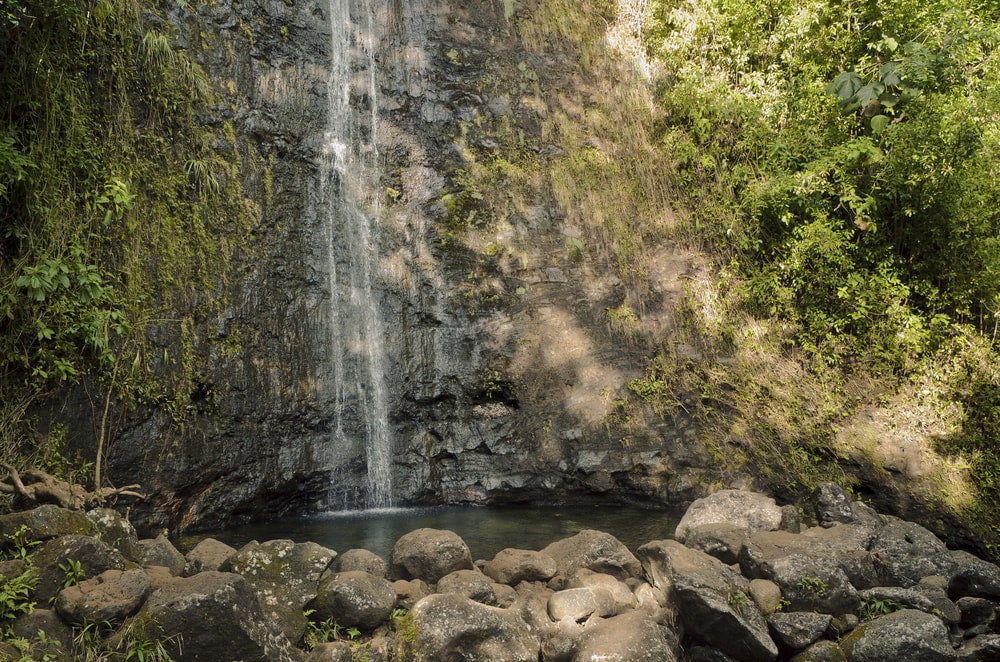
0,463,145,510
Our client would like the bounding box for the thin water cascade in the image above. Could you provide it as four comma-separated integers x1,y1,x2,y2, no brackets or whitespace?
321,0,393,509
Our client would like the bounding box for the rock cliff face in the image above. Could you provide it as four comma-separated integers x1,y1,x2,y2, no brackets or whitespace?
107,0,710,532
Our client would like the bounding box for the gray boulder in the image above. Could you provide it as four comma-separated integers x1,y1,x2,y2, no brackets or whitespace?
684,523,748,565
31,534,126,604
571,611,678,661
390,528,473,583
400,593,537,661
767,611,831,652
748,579,783,615
675,490,783,543
54,568,150,625
547,587,614,622
393,578,430,609
868,518,954,586
337,548,387,577
858,586,940,619
811,483,855,527
638,540,777,661
839,609,954,661
512,580,556,633
541,530,641,581
133,571,299,662
956,634,1000,662
947,550,1000,600
957,596,995,627
183,537,237,576
310,571,396,630
222,539,336,642
11,608,73,661
483,548,558,584
791,640,847,662
139,534,186,576
86,508,143,563
0,505,95,547
739,530,860,614
436,569,497,604
306,641,354,662
566,568,635,614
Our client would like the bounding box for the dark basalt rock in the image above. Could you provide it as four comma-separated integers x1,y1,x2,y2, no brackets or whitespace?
839,609,954,662
133,571,300,662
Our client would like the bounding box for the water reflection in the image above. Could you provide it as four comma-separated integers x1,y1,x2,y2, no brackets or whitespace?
180,505,682,561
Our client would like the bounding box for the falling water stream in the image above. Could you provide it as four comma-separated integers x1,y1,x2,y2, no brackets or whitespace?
322,0,393,508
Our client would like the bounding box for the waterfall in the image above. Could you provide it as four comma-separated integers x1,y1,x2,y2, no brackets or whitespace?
321,0,393,509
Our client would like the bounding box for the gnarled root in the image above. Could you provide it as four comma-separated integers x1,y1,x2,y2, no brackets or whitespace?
0,463,145,510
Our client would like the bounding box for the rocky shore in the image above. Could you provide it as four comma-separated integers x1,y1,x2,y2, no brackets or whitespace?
2,485,1000,660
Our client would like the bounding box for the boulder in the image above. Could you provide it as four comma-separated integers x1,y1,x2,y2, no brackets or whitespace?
0,505,95,548
12,608,73,660
638,540,777,661
957,596,995,627
956,634,1000,662
811,483,855,527
748,579,783,615
917,584,961,625
306,641,354,662
839,609,954,662
857,586,940,619
539,618,582,661
868,518,954,587
493,582,517,607
399,593,537,661
86,508,143,563
390,528,473,583
541,530,641,581
684,523,748,565
53,568,150,625
483,548,558,584
779,505,802,534
512,580,555,633
133,571,299,662
571,611,678,661
947,550,1000,600
310,571,396,630
222,539,336,642
687,646,740,661
791,640,847,662
183,537,237,576
739,531,860,614
139,534,185,576
31,534,126,604
436,569,496,604
566,569,635,614
337,548,387,578
393,578,430,610
547,587,614,622
143,565,179,591
767,611,831,652
675,491,783,543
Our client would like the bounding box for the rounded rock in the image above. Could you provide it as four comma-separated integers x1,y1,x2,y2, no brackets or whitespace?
390,528,473,583
311,571,396,630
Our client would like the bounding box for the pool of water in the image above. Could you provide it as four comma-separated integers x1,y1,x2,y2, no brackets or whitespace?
180,505,683,561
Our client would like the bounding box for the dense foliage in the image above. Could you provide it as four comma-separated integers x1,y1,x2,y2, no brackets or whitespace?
639,0,1000,548
648,0,999,364
0,0,252,485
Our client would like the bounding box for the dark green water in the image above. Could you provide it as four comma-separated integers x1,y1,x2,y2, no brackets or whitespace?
181,505,682,561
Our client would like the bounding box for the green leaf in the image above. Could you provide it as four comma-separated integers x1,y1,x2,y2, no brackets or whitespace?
827,71,862,103
870,115,891,134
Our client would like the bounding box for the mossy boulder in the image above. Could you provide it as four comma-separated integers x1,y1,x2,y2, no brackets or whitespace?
222,539,336,642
